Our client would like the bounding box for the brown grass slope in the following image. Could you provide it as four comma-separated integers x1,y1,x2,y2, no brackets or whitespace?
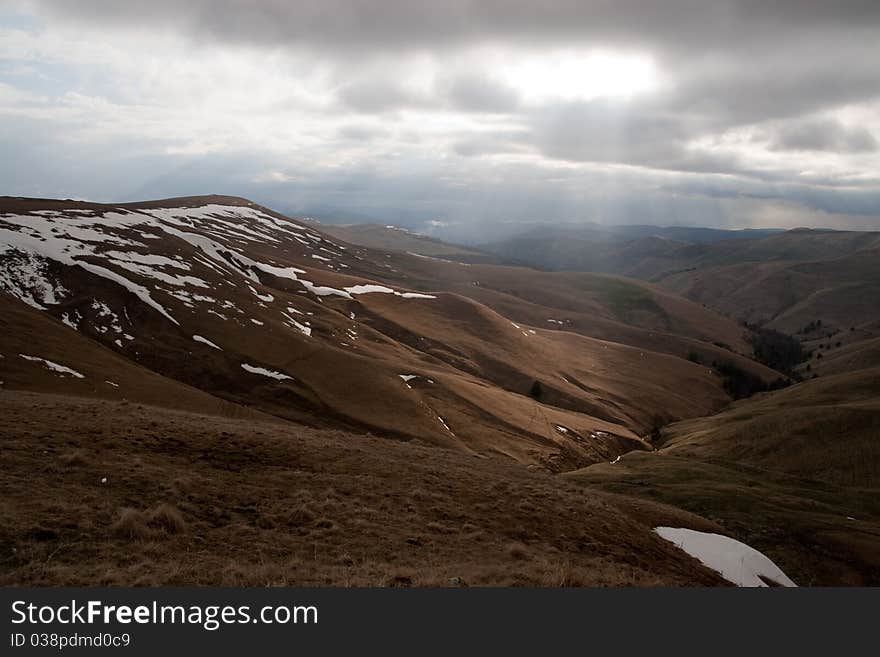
357,290,730,434
659,367,880,488
808,335,880,377
1,195,779,469
0,293,264,421
565,357,880,586
462,223,880,378
659,248,880,336
352,251,778,384
0,391,727,587
567,452,880,586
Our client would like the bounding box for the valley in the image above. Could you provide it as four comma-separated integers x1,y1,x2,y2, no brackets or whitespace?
2,196,878,586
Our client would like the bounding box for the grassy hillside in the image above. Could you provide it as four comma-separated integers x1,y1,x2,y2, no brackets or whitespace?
567,452,880,586
567,368,880,585
658,368,880,487
0,391,727,587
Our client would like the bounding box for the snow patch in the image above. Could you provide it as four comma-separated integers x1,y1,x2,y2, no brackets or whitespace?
655,527,796,587
60,311,80,330
344,284,436,299
241,364,293,380
19,354,84,379
193,335,222,350
282,312,312,337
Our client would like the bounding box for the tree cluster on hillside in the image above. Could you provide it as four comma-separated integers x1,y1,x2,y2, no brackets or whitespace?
711,360,790,399
746,325,806,374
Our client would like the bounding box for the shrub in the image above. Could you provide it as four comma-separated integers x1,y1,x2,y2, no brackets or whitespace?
529,380,543,400
111,504,186,540
111,509,153,540
149,504,186,534
712,360,768,399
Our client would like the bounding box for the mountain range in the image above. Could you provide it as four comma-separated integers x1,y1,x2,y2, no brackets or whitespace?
2,196,878,586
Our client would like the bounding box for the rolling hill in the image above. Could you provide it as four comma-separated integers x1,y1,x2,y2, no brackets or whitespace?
0,389,729,587
320,223,500,264
0,195,776,470
457,223,880,377
3,194,876,586
568,367,880,585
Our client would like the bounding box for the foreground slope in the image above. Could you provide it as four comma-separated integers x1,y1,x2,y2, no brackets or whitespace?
0,391,727,586
659,367,880,487
1,196,873,586
568,369,880,585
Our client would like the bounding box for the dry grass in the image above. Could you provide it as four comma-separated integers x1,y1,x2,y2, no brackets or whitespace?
0,391,725,587
505,542,531,561
568,452,880,586
659,367,880,487
111,504,186,540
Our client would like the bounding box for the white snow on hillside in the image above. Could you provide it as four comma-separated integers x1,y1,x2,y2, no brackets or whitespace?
18,354,85,379
60,311,80,330
241,363,293,380
192,335,222,350
344,284,436,299
104,251,190,269
282,312,312,337
0,249,68,309
110,259,209,288
1,203,437,346
437,416,454,434
655,527,797,587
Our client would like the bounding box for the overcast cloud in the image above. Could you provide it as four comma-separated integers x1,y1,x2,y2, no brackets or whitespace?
2,1,879,239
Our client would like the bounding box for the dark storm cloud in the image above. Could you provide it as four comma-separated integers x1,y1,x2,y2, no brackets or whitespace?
337,79,429,113
529,100,687,167
24,1,880,54
668,50,880,127
8,0,880,229
336,124,391,142
444,74,519,113
451,129,528,157
770,119,878,153
27,0,880,146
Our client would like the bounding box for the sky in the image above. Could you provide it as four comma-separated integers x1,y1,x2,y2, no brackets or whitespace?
2,1,880,241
